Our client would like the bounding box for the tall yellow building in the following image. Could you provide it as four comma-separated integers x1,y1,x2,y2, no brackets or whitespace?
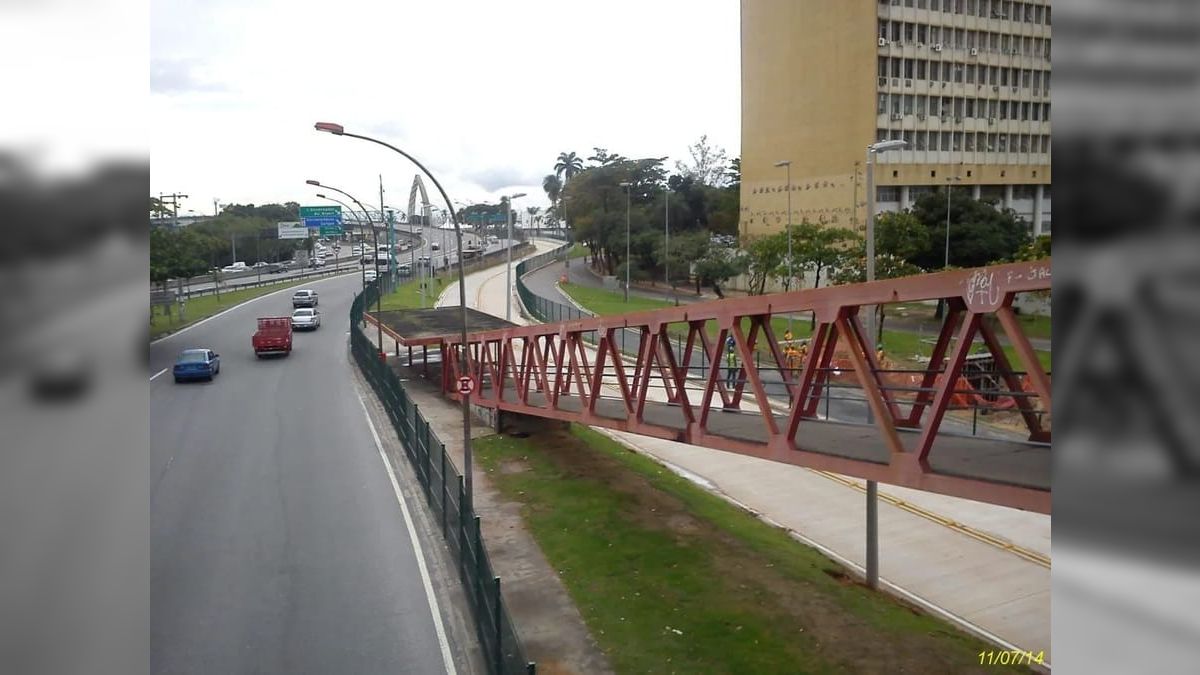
740,0,1052,239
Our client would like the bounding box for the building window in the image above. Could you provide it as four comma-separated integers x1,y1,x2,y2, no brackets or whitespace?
986,132,997,152
892,94,902,114
988,99,998,118
966,64,976,84
1041,135,1050,153
878,93,887,114
965,98,975,117
1022,69,1031,88
1020,135,1030,153
904,94,914,114
953,131,963,151
904,22,915,42
892,57,902,77
878,57,888,78
941,131,951,150
904,58,914,78
953,63,964,83
916,95,927,115
876,128,888,143
877,186,901,202
903,129,915,148
929,61,940,81
954,98,964,117
916,130,928,150
998,134,1008,152
917,24,928,43
917,60,927,79
965,132,976,151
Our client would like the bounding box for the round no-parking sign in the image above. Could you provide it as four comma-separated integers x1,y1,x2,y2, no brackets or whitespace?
457,376,476,396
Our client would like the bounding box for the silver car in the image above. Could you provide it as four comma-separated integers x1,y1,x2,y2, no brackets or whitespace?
290,308,321,331
292,289,319,307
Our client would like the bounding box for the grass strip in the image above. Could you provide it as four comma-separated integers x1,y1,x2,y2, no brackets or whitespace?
150,273,352,338
475,424,1032,673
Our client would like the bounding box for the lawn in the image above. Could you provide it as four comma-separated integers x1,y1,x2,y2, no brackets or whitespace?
377,271,454,311
559,283,1051,371
475,424,1033,674
567,243,589,259
150,273,353,338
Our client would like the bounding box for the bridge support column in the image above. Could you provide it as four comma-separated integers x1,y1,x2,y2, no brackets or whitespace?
866,481,879,590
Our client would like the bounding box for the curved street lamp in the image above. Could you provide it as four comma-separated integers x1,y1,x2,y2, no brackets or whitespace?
306,179,383,355
501,192,526,321
315,121,479,509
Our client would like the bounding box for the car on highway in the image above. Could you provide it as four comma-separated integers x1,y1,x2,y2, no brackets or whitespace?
252,261,269,269
173,348,220,382
396,263,411,275
292,289,319,308
430,243,440,251
363,269,378,282
418,255,432,264
267,262,285,273
290,308,321,331
308,258,326,268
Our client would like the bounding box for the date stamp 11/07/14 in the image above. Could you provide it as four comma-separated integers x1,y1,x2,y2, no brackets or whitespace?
980,650,1045,666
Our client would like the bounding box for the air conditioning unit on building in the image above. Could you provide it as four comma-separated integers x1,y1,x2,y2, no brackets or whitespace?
993,85,1000,92
1011,86,1018,93
905,78,913,87
955,116,963,123
970,47,979,56
890,113,904,121
941,115,952,122
917,42,925,48
917,113,927,120
878,37,888,47
878,76,888,87
933,43,943,51
988,117,997,125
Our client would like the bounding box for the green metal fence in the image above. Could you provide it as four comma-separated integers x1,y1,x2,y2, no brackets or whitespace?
350,286,535,675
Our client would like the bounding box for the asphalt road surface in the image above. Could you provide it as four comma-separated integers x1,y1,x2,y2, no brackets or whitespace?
150,273,452,674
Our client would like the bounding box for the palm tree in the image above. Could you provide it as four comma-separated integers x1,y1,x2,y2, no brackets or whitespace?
542,174,562,205
554,151,583,183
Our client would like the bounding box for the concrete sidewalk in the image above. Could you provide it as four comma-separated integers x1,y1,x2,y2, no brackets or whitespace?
367,240,1051,664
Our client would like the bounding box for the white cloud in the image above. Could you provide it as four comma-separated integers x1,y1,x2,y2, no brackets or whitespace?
150,0,740,214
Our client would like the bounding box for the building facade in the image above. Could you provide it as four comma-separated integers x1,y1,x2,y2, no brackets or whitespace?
740,0,1052,240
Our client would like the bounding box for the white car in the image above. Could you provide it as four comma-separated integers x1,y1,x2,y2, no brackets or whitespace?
363,269,378,282
290,308,321,330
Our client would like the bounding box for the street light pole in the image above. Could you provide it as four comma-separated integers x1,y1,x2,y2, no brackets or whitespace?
944,176,960,270
314,121,478,510
502,193,526,322
619,181,632,302
665,188,673,304
774,160,793,334
862,139,906,592
307,179,382,355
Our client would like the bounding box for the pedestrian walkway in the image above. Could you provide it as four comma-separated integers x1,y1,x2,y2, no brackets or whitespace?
364,240,1051,663
509,244,1051,662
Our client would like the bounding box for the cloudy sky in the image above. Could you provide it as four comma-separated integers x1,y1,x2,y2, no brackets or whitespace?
150,0,741,218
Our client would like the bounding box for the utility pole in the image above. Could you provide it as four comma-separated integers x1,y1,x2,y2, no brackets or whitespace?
158,193,188,228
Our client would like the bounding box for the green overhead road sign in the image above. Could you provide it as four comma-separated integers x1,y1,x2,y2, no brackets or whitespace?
319,225,343,235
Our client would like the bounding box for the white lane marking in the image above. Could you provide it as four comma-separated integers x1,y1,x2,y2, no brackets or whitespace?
150,367,168,381
357,393,457,675
150,271,359,344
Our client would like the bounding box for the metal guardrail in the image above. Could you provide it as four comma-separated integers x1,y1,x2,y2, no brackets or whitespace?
350,285,535,675
161,265,360,301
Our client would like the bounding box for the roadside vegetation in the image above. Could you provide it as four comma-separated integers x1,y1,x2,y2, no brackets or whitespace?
475,424,1031,674
150,273,351,338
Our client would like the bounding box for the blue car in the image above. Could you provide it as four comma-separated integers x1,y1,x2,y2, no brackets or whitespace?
173,348,221,382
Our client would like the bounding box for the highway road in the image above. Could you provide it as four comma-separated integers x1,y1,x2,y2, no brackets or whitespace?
149,273,455,673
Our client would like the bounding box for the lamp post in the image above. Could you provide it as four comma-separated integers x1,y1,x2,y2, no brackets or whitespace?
862,138,906,592
619,181,632,302
664,188,674,305
315,121,478,510
315,193,368,291
306,179,382,355
944,175,961,270
501,193,526,322
774,160,793,334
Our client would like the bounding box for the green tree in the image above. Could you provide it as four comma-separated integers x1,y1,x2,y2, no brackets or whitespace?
745,231,787,295
554,151,583,183
875,211,931,263
793,222,857,291
693,246,747,298
909,190,1031,270
675,135,730,187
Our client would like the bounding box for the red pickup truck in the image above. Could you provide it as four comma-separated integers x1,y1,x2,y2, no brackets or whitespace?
252,317,293,357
